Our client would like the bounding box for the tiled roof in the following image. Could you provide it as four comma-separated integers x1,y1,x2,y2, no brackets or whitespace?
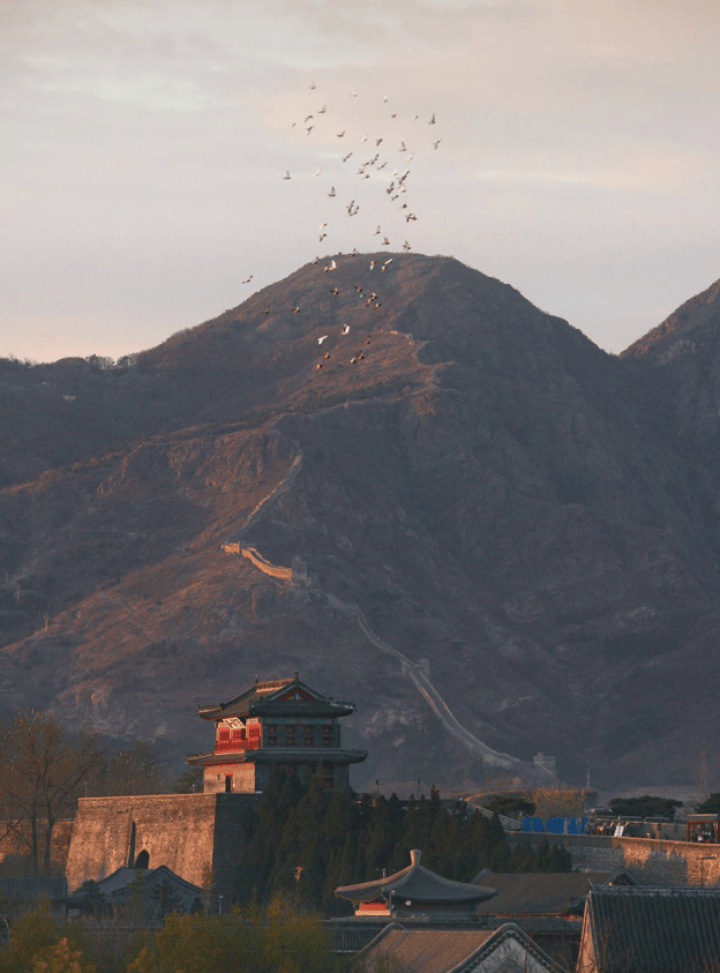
474,872,612,915
197,676,354,720
326,924,386,952
359,922,563,973
336,863,495,905
582,886,720,972
361,926,495,973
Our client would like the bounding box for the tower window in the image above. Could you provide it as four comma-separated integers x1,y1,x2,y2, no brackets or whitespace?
225,775,233,793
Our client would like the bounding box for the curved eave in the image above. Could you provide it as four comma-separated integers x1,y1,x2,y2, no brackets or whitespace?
187,748,368,766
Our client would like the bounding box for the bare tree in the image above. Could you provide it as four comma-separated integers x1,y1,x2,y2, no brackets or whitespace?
0,710,104,873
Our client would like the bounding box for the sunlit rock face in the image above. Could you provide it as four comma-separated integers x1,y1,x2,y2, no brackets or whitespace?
2,253,720,791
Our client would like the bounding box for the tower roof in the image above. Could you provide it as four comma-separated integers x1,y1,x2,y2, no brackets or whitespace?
197,674,355,721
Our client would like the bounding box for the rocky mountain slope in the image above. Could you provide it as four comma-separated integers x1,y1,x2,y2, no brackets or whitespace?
2,254,720,792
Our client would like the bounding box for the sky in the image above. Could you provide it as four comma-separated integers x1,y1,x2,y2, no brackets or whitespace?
2,0,720,362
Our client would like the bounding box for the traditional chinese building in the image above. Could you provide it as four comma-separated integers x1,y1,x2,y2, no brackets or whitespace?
186,673,368,794
335,849,497,918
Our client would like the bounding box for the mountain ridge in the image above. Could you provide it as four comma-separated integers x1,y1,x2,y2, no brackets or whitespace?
2,253,720,791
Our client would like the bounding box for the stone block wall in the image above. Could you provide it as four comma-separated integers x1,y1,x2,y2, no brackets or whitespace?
508,831,720,886
65,793,255,899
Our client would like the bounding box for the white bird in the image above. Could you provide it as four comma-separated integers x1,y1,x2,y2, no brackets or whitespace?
318,335,329,344
390,112,396,118
433,140,441,149
346,200,354,213
330,260,337,270
360,133,368,142
384,259,393,266
319,232,327,241
351,247,358,255
399,141,406,152
313,168,320,177
386,182,395,194
306,126,314,135
318,105,327,113
376,138,383,146
313,255,319,263
373,225,381,235
403,241,411,250
428,113,436,124
328,186,336,197
390,194,398,201
242,275,253,283
369,260,376,269
309,80,316,89
405,153,413,162
351,88,357,97
343,152,353,162
351,203,360,215
382,94,388,102
377,162,387,170
382,237,390,245
319,221,328,230
283,171,291,180
336,131,345,138
342,324,350,334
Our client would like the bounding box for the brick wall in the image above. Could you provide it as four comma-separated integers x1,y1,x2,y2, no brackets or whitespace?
65,793,255,898
508,831,720,886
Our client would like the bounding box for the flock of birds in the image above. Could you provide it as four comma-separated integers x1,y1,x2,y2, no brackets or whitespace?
243,81,441,373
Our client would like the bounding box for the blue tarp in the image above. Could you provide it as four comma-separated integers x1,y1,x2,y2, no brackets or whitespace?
521,816,587,834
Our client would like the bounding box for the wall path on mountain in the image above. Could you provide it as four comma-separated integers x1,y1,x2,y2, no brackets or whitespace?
221,536,521,770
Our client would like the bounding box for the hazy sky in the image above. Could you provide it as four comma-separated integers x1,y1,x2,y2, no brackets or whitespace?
2,0,720,362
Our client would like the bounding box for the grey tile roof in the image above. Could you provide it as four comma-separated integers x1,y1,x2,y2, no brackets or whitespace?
359,922,564,973
474,872,613,915
583,886,720,972
336,864,495,905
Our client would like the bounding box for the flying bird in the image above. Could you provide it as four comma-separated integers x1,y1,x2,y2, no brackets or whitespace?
306,126,314,135
328,186,336,197
263,306,270,314
369,260,376,269
242,275,253,283
433,140,441,149
376,138,383,146
319,221,328,230
405,153,413,162
323,351,330,359
351,88,357,97
382,94,388,102
319,232,327,241
330,286,339,295
399,141,406,152
411,114,419,121
342,324,350,334
312,168,320,177
293,306,301,313
377,162,387,170
403,241,411,250
304,114,313,123
318,105,327,113
316,363,324,371
360,133,368,142
343,152,353,162
428,113,436,124
318,335,329,344
382,237,390,246
330,259,337,269
390,112,396,118
283,171,291,180
336,131,345,138
373,225,381,235
309,80,316,89
346,200,355,213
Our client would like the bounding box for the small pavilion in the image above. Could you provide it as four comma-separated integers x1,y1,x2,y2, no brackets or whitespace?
335,849,496,919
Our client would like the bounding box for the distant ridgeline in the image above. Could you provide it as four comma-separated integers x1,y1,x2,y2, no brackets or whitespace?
233,773,572,915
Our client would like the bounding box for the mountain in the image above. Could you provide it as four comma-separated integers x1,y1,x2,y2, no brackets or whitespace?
2,253,720,792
